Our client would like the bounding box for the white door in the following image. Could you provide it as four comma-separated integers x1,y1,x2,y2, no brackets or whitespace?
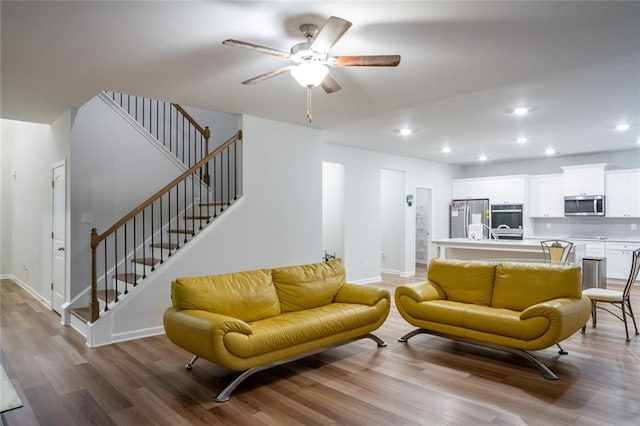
380,169,406,274
52,161,66,314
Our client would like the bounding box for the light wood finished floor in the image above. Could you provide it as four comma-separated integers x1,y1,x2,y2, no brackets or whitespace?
2,269,639,425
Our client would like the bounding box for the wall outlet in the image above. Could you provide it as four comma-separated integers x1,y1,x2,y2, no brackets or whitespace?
546,223,552,230
632,224,637,231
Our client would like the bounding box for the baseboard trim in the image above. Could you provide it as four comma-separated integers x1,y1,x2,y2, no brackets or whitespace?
350,276,382,285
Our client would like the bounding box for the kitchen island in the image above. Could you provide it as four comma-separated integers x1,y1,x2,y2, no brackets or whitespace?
433,238,585,263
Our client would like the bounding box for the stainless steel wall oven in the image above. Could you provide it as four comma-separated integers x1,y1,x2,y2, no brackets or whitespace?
490,204,523,240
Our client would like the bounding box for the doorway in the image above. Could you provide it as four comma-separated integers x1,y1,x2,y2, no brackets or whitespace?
380,169,405,274
51,160,66,314
415,187,433,264
322,162,345,261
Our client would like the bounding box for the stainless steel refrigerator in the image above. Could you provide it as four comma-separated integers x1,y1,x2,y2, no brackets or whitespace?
450,199,490,239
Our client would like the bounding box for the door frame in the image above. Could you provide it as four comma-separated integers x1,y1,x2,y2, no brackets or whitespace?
414,186,433,265
51,159,67,314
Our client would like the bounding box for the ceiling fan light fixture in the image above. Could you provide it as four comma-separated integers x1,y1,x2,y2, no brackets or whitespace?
291,63,329,88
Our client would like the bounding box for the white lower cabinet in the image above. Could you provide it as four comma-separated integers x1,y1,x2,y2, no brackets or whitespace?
584,242,606,258
605,242,640,280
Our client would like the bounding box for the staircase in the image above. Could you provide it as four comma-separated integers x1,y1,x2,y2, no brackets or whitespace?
67,92,242,338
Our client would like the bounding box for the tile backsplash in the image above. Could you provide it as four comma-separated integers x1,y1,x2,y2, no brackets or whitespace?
530,218,640,241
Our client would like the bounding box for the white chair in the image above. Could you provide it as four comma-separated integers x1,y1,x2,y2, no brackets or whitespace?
581,248,640,341
541,240,574,264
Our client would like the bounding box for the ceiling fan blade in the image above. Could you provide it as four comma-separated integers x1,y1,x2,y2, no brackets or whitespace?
223,39,290,59
321,74,342,94
311,16,352,52
329,55,401,67
241,66,294,85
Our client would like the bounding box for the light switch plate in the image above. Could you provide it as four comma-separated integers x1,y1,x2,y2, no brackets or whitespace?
632,224,637,231
546,223,552,229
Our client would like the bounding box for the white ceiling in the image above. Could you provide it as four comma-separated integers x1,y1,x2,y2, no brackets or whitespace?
2,1,640,165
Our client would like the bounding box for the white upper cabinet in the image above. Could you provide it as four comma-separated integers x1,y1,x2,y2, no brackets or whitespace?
451,178,491,200
529,174,564,217
562,163,606,196
606,169,640,217
486,176,527,204
452,176,526,204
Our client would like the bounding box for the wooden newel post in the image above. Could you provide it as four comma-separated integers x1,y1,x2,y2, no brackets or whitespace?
203,126,211,186
90,228,100,323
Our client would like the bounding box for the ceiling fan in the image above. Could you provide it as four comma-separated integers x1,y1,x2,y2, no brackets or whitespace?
223,16,401,122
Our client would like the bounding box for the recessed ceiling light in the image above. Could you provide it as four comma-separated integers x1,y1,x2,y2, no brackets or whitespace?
399,128,414,136
512,106,529,116
516,137,528,144
441,147,451,153
545,148,556,155
615,123,630,131
479,154,487,161
636,138,640,145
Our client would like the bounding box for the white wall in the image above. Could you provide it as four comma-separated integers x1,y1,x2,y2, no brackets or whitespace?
106,115,324,340
322,144,460,283
322,162,345,259
380,169,405,274
182,106,241,150
460,149,640,178
0,113,71,302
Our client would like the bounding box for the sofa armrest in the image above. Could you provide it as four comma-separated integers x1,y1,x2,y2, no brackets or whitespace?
333,283,390,306
520,296,590,321
395,280,446,303
164,307,253,338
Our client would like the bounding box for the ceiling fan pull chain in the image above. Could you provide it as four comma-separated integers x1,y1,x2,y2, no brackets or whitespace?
306,86,313,123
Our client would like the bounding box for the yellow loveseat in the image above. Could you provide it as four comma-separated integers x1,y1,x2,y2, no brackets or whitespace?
163,259,390,402
395,258,591,379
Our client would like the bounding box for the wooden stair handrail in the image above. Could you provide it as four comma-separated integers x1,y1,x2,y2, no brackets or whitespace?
91,130,241,247
89,129,241,322
172,103,211,139
172,103,211,184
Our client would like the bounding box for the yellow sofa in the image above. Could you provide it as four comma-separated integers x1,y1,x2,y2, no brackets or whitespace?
163,259,390,402
395,258,591,379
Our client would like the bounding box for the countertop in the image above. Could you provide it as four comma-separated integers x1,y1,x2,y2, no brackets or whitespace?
528,236,640,243
432,238,585,248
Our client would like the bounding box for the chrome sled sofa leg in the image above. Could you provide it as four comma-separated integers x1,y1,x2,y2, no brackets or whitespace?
399,328,560,380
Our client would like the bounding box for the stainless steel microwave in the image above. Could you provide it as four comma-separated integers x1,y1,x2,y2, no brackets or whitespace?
564,195,605,216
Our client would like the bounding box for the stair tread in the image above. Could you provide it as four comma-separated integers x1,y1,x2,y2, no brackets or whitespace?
167,229,193,234
183,215,211,220
70,307,91,322
199,202,227,206
150,242,177,250
132,257,159,266
113,273,141,284
97,289,120,303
